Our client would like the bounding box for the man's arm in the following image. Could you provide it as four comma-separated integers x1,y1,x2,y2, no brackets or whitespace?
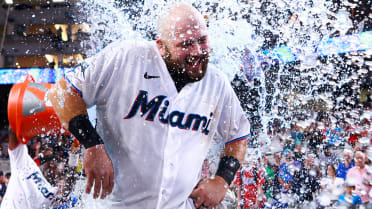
223,139,247,162
190,139,246,209
48,79,87,128
8,126,18,150
48,78,114,199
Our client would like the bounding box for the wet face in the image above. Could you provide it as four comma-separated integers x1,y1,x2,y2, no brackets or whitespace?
158,8,210,81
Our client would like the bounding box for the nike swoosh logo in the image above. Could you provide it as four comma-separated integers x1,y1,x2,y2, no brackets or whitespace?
144,72,160,79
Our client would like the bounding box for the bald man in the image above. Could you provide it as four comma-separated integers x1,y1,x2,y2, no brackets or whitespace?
48,3,249,209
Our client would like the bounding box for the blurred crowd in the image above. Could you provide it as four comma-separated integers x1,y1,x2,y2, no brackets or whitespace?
0,129,9,160
1,107,371,208
201,107,371,209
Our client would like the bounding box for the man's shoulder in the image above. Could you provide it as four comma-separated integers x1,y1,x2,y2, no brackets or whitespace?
206,64,226,77
96,39,156,59
108,39,156,54
204,64,230,85
8,143,26,157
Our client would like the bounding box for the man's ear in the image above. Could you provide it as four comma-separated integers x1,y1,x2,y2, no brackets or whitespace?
156,39,166,57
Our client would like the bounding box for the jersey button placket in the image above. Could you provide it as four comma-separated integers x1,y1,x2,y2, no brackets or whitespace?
157,98,178,208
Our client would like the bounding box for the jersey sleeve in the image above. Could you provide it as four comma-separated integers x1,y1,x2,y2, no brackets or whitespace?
8,144,36,171
7,144,57,203
63,41,124,107
217,77,250,146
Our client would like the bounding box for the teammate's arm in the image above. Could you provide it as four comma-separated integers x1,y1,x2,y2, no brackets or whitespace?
8,126,18,150
48,78,114,199
190,139,246,209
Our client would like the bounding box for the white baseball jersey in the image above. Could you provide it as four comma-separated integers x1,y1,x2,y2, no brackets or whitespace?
64,40,250,209
0,144,57,209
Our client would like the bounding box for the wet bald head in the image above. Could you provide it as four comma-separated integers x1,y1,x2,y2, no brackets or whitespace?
157,3,207,42
155,2,210,83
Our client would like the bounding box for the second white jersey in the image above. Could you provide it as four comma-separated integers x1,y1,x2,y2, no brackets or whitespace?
0,145,57,209
65,40,250,209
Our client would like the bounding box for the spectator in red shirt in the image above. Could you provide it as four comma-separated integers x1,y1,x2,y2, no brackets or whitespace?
234,159,265,209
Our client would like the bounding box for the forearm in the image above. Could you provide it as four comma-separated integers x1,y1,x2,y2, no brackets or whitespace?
215,139,246,186
48,78,88,129
49,79,103,149
8,126,18,149
223,139,247,162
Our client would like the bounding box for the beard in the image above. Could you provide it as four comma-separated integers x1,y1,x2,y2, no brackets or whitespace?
163,46,209,83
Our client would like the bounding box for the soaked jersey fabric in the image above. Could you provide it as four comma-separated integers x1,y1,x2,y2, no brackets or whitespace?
0,144,57,209
64,40,250,209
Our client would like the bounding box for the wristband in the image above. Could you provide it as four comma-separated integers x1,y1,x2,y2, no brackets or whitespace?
215,156,240,185
68,114,104,149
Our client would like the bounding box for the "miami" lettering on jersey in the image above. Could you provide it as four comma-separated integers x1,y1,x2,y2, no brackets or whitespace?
124,90,212,135
26,172,55,200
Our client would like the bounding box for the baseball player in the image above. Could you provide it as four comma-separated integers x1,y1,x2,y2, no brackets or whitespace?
0,128,78,209
48,3,250,209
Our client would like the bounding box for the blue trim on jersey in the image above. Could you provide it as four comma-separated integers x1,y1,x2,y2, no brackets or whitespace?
63,74,83,97
53,197,78,209
225,134,250,146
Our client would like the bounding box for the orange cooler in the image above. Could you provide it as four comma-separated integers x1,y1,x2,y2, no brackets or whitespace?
7,75,69,143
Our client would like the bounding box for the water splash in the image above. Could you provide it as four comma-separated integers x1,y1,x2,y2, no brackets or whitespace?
75,0,370,207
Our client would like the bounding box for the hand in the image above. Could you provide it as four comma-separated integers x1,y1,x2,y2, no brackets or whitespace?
84,144,114,199
190,176,228,209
